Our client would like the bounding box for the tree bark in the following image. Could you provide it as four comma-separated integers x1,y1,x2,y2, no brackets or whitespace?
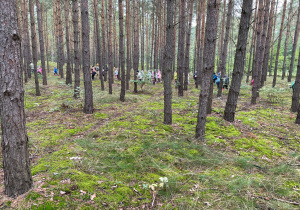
282,0,294,80
195,0,220,140
29,0,41,96
36,0,47,85
224,0,253,122
57,0,64,78
272,0,287,87
269,0,278,77
94,0,104,91
65,0,72,85
101,0,107,82
108,0,113,94
291,53,300,112
133,0,139,93
23,0,32,79
126,0,131,90
119,0,126,101
73,0,80,98
183,0,194,91
261,0,275,87
177,0,186,96
81,0,94,113
164,0,175,125
217,0,234,97
251,0,264,104
141,0,145,71
0,0,33,197
288,2,300,82
20,0,28,83
296,101,300,124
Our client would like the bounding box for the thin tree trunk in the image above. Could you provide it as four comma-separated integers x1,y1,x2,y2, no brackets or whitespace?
261,0,275,87
108,0,113,94
23,0,32,79
57,0,64,78
269,0,278,77
94,0,104,91
217,0,234,98
73,0,80,98
195,0,202,89
296,101,300,124
195,0,220,140
36,0,47,85
101,0,107,82
29,0,41,96
126,0,131,90
20,0,28,83
288,2,300,82
133,0,139,93
0,0,33,197
282,0,294,80
251,0,264,104
65,0,72,85
119,0,126,101
224,0,253,122
183,0,193,91
81,0,93,113
217,0,227,71
272,0,287,87
256,0,270,90
177,0,186,96
291,55,300,112
164,0,175,124
45,4,50,74
141,0,145,71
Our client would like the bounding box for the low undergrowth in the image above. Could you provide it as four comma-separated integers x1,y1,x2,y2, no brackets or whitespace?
0,70,299,209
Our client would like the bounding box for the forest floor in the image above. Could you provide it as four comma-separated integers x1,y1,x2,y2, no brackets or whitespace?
0,66,299,209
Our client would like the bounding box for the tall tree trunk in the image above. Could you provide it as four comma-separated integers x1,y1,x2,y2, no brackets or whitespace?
195,0,202,89
45,4,50,74
261,0,275,87
141,0,145,71
196,0,206,88
73,0,80,98
269,0,278,77
217,0,227,69
288,2,300,82
0,0,33,197
251,0,264,104
183,0,193,91
36,0,47,85
56,0,64,78
177,0,186,96
224,0,253,122
29,0,41,96
94,0,104,91
20,0,28,83
108,0,113,94
195,0,220,140
65,0,72,85
291,55,300,112
164,0,175,125
217,0,234,98
119,0,126,101
101,0,107,82
126,0,131,90
153,0,159,70
256,0,270,90
81,0,93,113
23,0,32,79
282,0,294,80
296,101,300,124
272,0,287,87
133,0,139,93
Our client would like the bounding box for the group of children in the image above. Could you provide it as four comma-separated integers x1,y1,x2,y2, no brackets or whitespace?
213,72,230,89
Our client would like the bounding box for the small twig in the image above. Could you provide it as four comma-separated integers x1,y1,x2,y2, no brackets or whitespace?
151,192,156,208
289,164,300,166
250,194,300,206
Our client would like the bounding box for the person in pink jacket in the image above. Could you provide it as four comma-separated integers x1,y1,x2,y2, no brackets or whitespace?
157,70,161,83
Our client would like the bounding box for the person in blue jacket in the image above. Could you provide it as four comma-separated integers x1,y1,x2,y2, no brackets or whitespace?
54,67,58,76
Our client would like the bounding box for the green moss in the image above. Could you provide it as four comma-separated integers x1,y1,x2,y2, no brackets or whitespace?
93,112,109,119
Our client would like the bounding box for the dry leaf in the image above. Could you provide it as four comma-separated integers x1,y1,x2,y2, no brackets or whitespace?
90,193,96,201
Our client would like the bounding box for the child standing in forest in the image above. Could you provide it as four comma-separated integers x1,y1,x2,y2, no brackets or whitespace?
54,67,58,76
91,68,97,80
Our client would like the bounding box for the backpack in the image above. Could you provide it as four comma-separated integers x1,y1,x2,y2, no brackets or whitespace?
225,77,229,84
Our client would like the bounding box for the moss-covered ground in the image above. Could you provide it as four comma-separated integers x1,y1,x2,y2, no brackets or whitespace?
0,66,299,209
